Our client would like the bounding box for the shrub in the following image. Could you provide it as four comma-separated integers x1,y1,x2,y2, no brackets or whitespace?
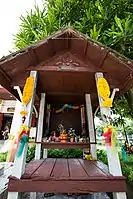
97,149,108,165
0,152,7,162
97,149,133,187
48,149,83,158
26,144,36,163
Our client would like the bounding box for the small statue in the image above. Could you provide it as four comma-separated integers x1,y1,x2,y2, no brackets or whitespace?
57,124,64,132
51,131,57,142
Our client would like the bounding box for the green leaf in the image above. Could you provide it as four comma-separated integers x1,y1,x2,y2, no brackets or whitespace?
115,15,124,32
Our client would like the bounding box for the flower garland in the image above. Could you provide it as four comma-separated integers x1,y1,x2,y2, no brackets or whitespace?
97,78,112,108
20,75,34,118
22,76,34,105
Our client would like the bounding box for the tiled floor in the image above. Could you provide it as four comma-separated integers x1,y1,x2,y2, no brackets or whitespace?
23,193,110,199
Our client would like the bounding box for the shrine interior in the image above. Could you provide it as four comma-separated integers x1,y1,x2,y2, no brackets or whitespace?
42,93,89,143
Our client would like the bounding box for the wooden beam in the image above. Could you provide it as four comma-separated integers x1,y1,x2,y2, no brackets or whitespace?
85,94,97,159
27,65,105,73
8,178,126,193
99,51,109,68
27,47,38,66
0,70,11,91
47,92,84,96
0,69,18,100
83,40,88,59
35,93,46,160
66,32,71,50
33,142,97,149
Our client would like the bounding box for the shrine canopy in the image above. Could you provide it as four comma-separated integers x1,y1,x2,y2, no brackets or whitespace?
0,27,133,105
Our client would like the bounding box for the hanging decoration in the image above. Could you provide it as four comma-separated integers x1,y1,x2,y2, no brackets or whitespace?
1,75,34,161
103,125,117,152
6,126,29,161
49,104,84,114
15,125,30,157
97,78,112,108
20,75,34,118
123,141,133,154
121,144,128,162
22,76,34,105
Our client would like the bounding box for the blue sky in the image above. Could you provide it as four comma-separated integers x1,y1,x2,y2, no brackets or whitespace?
0,0,43,58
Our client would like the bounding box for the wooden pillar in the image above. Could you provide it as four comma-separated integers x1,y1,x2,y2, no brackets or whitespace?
31,94,46,199
85,94,97,159
95,72,127,199
80,105,87,156
0,112,3,139
7,71,37,199
43,104,51,158
80,105,86,136
45,104,51,136
35,93,45,160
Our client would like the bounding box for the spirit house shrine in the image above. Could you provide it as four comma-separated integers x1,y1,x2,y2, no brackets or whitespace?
0,28,132,199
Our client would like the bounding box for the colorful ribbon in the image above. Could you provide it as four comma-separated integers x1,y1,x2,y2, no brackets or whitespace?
0,125,30,162
48,104,84,114
103,125,117,152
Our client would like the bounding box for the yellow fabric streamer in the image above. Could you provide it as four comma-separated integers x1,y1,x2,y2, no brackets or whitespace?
111,127,117,153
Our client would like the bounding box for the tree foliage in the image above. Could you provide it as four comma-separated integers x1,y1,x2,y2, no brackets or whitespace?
14,0,133,118
14,0,133,58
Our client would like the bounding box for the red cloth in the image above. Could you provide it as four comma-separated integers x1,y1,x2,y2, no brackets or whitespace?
103,128,112,145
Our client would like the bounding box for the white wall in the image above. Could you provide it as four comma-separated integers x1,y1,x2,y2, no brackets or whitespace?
0,100,16,113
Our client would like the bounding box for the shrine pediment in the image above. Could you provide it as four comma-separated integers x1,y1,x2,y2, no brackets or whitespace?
44,52,86,68
28,52,103,73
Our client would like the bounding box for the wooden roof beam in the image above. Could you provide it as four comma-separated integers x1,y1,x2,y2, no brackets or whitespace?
83,40,88,59
0,68,17,99
99,51,109,68
27,65,105,73
27,47,38,66
65,32,71,50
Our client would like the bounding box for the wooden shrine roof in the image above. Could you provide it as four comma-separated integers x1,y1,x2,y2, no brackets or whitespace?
0,87,16,100
0,27,133,104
